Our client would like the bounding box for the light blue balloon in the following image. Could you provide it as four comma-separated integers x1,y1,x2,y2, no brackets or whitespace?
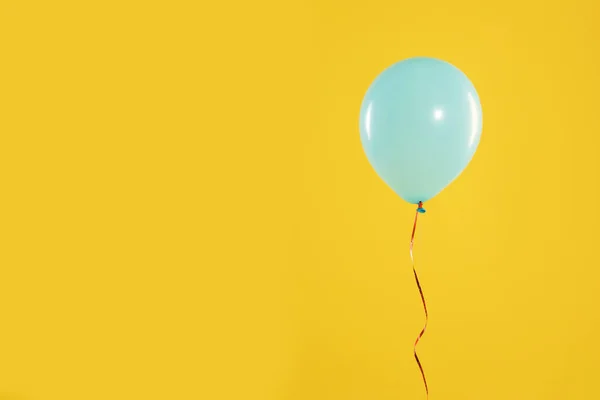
359,57,482,204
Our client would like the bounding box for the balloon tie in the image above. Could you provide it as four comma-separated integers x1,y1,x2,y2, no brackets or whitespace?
410,201,428,399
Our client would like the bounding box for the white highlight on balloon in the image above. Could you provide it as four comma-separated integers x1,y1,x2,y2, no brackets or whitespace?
365,102,373,140
467,92,479,147
433,109,444,121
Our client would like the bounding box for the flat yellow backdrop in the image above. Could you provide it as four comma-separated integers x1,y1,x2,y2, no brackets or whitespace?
1,0,599,399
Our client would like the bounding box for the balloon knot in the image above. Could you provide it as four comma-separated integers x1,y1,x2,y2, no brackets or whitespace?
417,201,426,213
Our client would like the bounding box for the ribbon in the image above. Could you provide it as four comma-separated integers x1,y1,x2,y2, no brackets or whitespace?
410,201,428,398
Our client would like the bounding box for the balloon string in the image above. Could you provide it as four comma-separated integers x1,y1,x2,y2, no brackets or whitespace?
410,201,428,399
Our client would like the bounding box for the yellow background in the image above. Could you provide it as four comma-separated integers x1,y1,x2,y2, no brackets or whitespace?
1,0,599,399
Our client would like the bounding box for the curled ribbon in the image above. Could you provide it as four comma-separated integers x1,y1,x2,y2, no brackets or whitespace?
410,201,428,398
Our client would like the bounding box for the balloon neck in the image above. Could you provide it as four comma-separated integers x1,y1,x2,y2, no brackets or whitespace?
417,201,426,214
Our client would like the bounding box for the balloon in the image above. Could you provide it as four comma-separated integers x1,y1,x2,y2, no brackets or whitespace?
359,57,483,204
